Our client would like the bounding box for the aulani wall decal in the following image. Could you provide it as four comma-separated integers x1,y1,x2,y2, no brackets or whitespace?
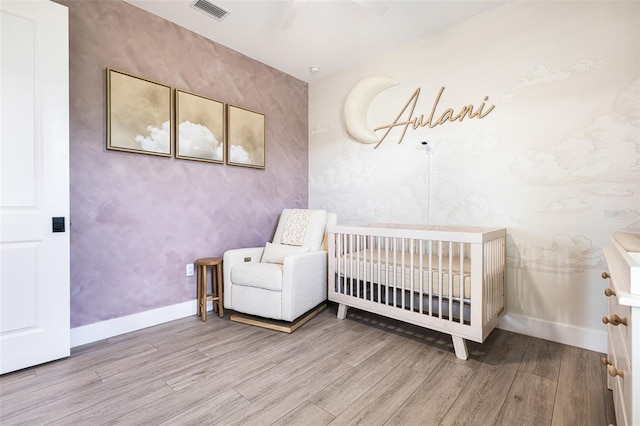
343,76,496,148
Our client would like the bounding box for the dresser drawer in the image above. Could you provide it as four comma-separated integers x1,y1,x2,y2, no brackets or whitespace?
606,284,633,426
608,295,632,343
609,331,629,426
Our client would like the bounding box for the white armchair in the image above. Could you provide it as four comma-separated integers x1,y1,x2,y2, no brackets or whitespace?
223,209,337,326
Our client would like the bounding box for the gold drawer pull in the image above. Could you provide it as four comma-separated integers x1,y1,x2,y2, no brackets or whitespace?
608,365,625,378
601,356,612,366
602,271,610,279
604,288,615,297
602,314,628,326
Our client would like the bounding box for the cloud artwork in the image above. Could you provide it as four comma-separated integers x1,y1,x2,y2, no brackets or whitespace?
227,105,265,168
175,90,225,162
229,144,251,164
134,120,170,154
177,121,222,161
107,68,172,156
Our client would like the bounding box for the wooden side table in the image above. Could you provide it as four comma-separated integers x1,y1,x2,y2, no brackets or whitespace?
195,257,223,321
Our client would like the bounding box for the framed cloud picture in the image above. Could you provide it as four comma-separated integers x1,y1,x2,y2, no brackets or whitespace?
175,89,225,163
226,104,265,169
106,68,173,157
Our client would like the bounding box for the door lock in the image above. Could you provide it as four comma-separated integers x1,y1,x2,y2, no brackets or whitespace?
52,217,65,233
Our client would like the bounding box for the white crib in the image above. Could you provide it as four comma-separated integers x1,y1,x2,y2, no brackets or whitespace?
327,224,506,360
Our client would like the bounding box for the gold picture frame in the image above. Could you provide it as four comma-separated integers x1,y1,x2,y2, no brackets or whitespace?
226,104,266,169
106,68,173,157
175,89,225,163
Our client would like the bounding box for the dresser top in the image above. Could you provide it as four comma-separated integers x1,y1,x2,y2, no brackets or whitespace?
604,233,640,305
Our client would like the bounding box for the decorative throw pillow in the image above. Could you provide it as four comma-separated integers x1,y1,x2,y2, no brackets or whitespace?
281,209,311,246
272,209,328,251
261,242,310,264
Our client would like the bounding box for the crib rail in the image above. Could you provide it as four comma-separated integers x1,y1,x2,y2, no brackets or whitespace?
328,224,506,343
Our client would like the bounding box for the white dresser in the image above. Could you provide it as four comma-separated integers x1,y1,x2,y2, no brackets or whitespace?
603,233,640,426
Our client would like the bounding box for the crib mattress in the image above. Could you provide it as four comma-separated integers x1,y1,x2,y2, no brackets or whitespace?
337,251,471,299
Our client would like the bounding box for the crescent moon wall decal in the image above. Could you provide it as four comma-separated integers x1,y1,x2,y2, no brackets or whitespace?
343,76,399,144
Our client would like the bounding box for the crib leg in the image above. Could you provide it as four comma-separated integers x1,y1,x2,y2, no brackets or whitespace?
337,303,349,320
452,336,469,360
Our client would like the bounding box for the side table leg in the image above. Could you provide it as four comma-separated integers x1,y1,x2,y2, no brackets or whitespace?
197,263,202,318
212,265,219,314
202,266,207,322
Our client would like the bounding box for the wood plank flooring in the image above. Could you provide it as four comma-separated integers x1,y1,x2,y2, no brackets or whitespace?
0,305,616,425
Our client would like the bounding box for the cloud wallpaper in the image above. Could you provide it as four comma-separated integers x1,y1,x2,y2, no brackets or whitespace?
309,1,639,348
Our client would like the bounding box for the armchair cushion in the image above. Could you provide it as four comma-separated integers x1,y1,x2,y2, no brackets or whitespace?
231,262,283,291
261,242,310,264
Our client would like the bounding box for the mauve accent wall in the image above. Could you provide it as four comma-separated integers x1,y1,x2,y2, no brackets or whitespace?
57,0,308,328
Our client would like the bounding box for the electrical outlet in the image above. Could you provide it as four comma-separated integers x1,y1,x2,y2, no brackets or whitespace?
186,263,194,276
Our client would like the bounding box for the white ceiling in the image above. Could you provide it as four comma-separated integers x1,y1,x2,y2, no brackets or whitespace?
125,0,506,82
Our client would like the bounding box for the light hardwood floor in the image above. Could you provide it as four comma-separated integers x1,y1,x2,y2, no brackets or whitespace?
0,305,616,425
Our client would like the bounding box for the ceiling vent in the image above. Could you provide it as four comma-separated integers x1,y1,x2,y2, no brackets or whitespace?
191,0,230,21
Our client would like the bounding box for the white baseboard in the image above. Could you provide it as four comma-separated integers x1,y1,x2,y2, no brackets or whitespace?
71,303,608,354
498,313,607,354
70,300,208,348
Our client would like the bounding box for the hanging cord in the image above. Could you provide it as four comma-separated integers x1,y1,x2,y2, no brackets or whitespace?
421,141,435,225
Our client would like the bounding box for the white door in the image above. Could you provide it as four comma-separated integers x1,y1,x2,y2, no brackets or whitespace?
0,0,70,375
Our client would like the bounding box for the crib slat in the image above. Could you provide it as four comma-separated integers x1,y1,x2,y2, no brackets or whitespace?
337,233,341,294
349,234,354,297
401,238,406,311
438,241,443,320
419,239,424,315
376,236,382,303
448,241,453,321
346,232,350,296
428,240,433,317
365,234,370,301
358,234,361,299
409,239,414,312
384,238,389,306
367,235,375,301
470,241,483,327
459,242,465,324
393,238,398,307
489,240,495,321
